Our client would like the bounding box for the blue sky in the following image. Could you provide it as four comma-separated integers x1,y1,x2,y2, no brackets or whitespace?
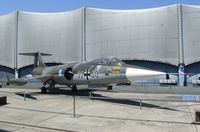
0,0,200,15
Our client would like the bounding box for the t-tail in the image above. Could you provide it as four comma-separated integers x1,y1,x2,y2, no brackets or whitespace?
19,52,51,68
7,52,51,86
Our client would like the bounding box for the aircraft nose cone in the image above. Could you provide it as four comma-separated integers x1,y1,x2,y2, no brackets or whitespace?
126,67,166,82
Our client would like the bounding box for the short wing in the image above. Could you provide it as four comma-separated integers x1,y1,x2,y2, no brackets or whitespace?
7,78,28,86
8,75,52,86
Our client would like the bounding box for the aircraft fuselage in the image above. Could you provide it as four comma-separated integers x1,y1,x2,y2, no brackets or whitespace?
33,64,165,87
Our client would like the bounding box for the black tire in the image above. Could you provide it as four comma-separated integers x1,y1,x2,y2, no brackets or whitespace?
41,87,47,94
107,86,112,90
72,85,77,93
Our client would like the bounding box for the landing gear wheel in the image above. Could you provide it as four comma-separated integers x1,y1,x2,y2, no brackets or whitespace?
72,85,77,93
107,86,113,91
41,87,47,94
90,88,95,98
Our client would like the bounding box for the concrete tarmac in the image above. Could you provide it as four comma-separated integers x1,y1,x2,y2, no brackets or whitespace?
0,86,200,132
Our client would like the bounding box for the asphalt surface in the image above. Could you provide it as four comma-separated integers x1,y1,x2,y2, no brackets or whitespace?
0,85,200,132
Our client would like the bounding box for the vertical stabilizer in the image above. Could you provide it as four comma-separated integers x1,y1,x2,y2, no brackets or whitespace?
19,52,52,68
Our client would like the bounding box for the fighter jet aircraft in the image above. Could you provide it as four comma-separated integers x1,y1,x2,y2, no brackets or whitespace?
8,52,166,94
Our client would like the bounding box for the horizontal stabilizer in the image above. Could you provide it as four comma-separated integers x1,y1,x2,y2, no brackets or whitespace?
19,52,52,56
19,52,52,68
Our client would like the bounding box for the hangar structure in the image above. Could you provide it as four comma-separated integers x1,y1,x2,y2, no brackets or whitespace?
0,4,200,86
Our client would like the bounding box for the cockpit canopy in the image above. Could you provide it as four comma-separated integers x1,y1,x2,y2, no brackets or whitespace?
72,57,125,73
90,57,125,66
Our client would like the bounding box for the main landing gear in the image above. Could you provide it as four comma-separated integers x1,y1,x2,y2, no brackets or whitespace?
41,80,55,94
41,86,47,94
89,87,95,98
72,85,77,93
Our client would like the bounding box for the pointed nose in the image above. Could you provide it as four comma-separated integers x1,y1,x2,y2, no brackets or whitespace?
126,67,166,82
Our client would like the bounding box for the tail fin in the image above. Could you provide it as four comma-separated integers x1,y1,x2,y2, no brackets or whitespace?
19,52,52,68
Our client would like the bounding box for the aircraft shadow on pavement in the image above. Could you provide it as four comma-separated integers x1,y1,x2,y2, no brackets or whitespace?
0,129,10,132
95,97,178,111
15,88,96,100
15,88,178,111
15,93,37,100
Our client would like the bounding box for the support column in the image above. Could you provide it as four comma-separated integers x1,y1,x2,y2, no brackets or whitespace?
177,3,186,86
14,11,19,78
82,7,86,62
14,68,18,79
178,64,186,86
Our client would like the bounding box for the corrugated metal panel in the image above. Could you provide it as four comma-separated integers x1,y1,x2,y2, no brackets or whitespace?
0,12,16,68
86,5,179,65
18,9,83,68
182,5,200,65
